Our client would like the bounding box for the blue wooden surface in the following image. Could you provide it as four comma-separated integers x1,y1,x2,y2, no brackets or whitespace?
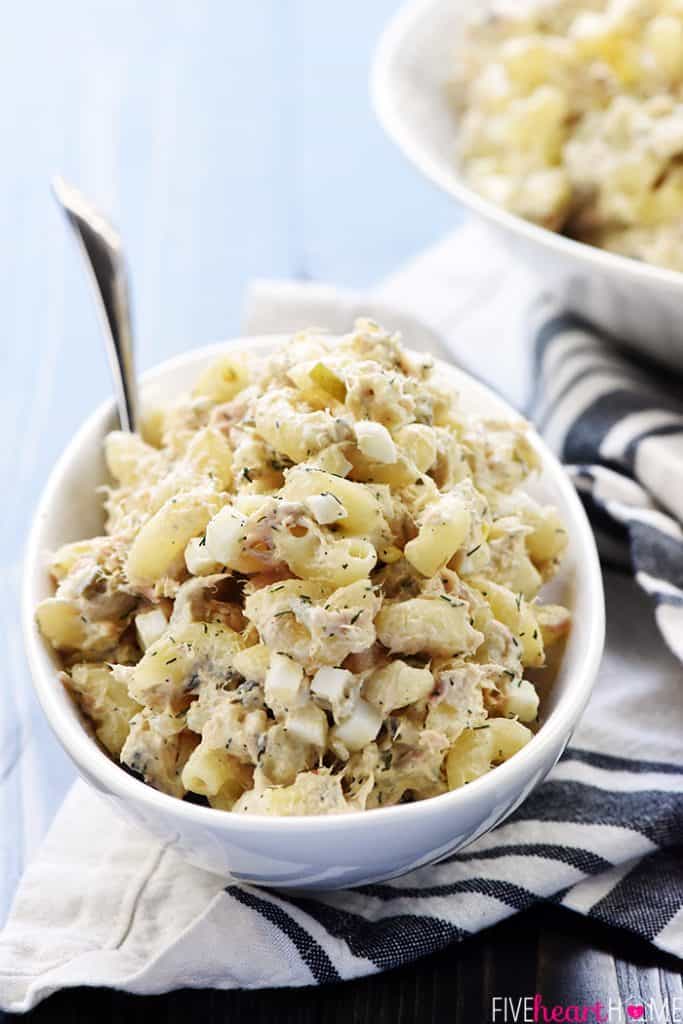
0,0,458,923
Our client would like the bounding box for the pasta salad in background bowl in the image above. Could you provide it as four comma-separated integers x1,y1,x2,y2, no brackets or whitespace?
454,0,683,272
373,0,683,372
24,322,604,888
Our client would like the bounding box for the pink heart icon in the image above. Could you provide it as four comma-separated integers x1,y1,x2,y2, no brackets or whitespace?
626,1006,644,1020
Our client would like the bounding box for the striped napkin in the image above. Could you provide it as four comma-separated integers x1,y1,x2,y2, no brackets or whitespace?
1,224,681,1013
533,308,683,664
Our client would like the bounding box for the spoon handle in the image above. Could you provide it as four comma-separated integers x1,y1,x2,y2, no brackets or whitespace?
52,177,139,433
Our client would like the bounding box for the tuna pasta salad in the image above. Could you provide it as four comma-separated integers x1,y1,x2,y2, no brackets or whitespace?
36,321,570,816
454,0,683,271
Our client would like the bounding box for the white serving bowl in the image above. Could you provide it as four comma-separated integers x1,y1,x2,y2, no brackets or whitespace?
372,0,683,372
23,337,604,890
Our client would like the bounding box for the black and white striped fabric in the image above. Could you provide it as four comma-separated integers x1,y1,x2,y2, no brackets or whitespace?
1,293,682,1013
532,311,683,664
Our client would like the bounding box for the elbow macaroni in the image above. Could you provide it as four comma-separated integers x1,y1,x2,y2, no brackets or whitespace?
36,320,570,814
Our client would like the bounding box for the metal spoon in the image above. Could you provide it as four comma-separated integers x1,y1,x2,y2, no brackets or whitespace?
52,176,139,432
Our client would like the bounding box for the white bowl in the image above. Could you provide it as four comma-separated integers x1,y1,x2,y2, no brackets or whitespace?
372,0,683,372
23,337,604,890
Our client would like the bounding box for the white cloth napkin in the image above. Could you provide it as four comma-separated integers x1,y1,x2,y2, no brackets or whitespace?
1,223,681,1014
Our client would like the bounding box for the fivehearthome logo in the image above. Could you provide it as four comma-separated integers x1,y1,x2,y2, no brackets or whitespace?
490,995,683,1023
